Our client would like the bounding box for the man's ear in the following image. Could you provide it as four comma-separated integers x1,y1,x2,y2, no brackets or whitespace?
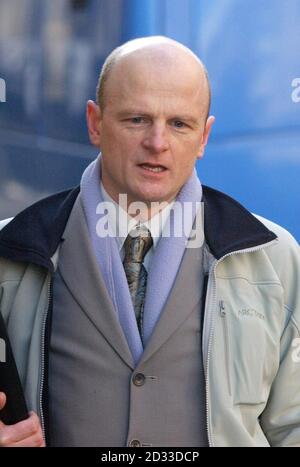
86,100,102,148
197,115,215,160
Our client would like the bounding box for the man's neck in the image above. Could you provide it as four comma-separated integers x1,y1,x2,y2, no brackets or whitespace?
100,181,175,251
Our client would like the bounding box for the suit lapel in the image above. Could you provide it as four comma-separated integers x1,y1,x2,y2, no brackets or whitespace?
57,195,135,369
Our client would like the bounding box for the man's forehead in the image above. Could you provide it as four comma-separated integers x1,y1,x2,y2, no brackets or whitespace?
106,84,207,122
105,72,205,112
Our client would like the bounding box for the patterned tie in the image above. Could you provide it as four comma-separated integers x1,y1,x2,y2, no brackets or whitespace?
123,224,153,342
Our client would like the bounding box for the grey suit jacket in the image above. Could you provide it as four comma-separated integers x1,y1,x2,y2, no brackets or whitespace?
48,195,207,447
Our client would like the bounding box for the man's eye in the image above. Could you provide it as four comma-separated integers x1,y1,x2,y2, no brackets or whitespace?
130,117,144,124
173,120,185,128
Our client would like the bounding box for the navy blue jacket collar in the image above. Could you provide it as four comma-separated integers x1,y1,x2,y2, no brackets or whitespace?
0,187,80,272
202,186,276,259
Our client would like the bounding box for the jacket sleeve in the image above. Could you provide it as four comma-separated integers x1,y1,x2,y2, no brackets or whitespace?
259,224,300,446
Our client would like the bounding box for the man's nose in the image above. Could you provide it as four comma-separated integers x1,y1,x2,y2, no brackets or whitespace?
142,124,169,153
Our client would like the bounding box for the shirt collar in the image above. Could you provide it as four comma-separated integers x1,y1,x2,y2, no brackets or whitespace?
100,183,174,252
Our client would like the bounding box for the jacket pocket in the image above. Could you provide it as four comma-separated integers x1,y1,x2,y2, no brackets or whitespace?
218,281,282,406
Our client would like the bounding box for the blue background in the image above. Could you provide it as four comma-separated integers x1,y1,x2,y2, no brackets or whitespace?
0,0,299,239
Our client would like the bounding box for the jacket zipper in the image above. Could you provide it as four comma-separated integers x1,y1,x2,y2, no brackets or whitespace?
219,300,232,396
204,238,278,447
39,275,52,443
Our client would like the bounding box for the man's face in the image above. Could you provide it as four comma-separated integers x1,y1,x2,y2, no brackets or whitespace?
88,52,213,207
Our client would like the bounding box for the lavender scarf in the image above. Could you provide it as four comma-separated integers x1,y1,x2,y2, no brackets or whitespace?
80,155,202,365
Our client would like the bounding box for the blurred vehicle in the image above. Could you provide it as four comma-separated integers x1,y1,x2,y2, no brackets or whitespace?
0,0,299,239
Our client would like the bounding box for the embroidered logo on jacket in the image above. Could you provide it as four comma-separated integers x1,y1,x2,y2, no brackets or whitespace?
238,308,265,321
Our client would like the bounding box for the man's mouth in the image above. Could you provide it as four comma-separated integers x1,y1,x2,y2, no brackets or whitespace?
139,163,167,173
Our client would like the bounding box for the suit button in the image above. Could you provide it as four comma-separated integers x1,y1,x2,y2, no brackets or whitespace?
133,373,145,386
129,439,141,447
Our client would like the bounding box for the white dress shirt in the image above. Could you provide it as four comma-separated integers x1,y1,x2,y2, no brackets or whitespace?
100,183,174,272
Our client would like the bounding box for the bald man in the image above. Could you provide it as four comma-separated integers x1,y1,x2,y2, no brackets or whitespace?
0,37,299,447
